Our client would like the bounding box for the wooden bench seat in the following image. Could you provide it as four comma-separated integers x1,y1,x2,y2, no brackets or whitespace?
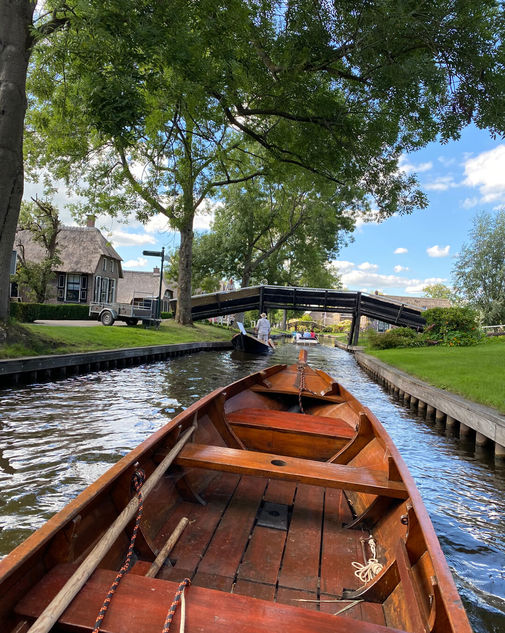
227,408,355,459
16,563,395,633
176,445,408,499
227,408,355,439
250,384,345,403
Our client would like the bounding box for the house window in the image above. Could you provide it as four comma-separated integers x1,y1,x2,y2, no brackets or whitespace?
81,275,88,290
100,277,109,303
80,289,87,301
66,274,81,302
94,276,101,302
102,258,107,271
57,288,64,300
57,274,65,289
110,260,115,273
108,279,116,303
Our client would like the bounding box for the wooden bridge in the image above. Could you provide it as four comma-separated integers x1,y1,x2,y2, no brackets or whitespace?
170,285,426,345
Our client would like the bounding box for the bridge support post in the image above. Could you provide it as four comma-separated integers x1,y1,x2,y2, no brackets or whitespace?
349,292,362,346
259,285,265,316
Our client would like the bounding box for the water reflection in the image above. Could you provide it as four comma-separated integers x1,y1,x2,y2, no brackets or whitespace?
0,343,504,632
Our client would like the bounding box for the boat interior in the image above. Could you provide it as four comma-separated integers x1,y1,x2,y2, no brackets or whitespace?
2,353,468,633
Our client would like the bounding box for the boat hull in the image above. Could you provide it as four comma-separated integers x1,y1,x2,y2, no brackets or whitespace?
231,332,272,354
0,351,472,633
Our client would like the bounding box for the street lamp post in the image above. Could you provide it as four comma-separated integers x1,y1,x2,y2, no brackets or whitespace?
142,247,165,319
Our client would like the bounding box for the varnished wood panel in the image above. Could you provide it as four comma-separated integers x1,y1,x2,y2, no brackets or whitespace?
278,485,324,592
176,445,408,499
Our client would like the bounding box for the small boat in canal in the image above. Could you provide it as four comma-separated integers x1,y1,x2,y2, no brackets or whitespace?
231,322,273,354
0,350,472,633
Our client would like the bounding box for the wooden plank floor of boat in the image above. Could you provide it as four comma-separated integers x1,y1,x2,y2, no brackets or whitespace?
16,472,388,630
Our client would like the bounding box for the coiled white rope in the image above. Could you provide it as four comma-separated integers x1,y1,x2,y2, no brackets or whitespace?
352,536,383,584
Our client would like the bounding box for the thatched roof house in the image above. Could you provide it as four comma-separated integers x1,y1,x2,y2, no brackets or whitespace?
14,217,123,304
117,270,173,312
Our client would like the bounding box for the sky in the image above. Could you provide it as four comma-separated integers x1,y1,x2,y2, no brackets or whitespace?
24,124,505,298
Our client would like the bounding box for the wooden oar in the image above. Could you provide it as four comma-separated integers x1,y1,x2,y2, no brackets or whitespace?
27,421,198,633
145,516,189,578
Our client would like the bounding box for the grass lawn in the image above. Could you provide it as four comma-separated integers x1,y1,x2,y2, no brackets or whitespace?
0,321,232,359
364,336,505,414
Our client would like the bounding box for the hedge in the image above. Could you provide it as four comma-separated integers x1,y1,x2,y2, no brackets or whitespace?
10,302,90,322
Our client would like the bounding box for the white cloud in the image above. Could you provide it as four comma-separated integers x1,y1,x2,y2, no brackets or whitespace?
426,245,450,258
357,262,379,271
404,278,447,293
331,259,446,296
123,257,148,268
424,176,458,191
145,214,170,234
394,265,409,273
398,156,433,174
463,145,505,204
461,197,479,209
109,230,156,247
438,156,456,167
331,260,356,274
394,247,408,254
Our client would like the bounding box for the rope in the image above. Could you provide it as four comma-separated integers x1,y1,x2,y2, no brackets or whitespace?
351,536,383,584
91,468,146,633
162,578,191,633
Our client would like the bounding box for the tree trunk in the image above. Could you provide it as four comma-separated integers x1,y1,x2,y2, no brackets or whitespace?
0,1,35,320
176,222,194,325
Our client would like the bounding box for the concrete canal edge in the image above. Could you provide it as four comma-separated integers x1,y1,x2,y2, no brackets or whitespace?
0,341,233,388
348,349,505,461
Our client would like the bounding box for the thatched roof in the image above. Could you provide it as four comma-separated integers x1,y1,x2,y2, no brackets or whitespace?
117,270,173,302
15,226,123,276
381,295,452,309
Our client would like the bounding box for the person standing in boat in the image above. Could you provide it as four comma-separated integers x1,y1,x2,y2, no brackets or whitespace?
255,312,271,343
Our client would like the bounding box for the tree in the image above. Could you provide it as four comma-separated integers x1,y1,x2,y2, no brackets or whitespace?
422,283,453,300
23,0,505,325
14,198,61,303
190,171,352,289
0,1,68,320
453,211,505,324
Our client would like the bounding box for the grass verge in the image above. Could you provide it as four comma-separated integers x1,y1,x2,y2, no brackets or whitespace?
364,336,505,414
0,320,231,359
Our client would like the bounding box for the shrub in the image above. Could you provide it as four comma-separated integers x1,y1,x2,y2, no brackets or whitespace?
369,327,420,349
422,306,483,346
10,302,90,322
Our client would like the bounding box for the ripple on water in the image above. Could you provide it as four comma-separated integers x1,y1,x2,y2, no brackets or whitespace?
0,344,504,631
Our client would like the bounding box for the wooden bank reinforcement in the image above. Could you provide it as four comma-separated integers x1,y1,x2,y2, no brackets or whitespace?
352,349,505,462
0,341,233,388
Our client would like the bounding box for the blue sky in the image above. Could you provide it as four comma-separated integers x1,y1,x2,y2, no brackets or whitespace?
24,124,505,298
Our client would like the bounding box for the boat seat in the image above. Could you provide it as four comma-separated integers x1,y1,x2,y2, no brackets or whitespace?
176,444,408,499
227,408,356,439
250,384,345,402
16,563,394,633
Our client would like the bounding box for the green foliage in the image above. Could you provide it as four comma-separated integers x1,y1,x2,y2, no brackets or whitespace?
422,283,453,300
368,327,420,349
10,302,89,322
422,307,483,346
15,198,62,303
453,211,505,324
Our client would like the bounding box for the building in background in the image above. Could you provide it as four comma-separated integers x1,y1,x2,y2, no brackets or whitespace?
13,216,123,304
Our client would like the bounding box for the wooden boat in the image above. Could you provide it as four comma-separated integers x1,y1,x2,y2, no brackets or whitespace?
292,334,319,345
231,323,272,354
0,351,472,633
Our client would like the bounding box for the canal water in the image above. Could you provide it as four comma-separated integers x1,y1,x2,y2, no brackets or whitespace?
0,343,504,632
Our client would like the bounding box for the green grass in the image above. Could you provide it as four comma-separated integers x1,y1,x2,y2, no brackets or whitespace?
364,336,505,413
0,321,231,359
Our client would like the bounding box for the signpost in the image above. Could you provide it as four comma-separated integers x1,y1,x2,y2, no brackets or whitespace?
142,248,165,319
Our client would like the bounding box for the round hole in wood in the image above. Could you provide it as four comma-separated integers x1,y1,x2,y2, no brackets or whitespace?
271,459,286,466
